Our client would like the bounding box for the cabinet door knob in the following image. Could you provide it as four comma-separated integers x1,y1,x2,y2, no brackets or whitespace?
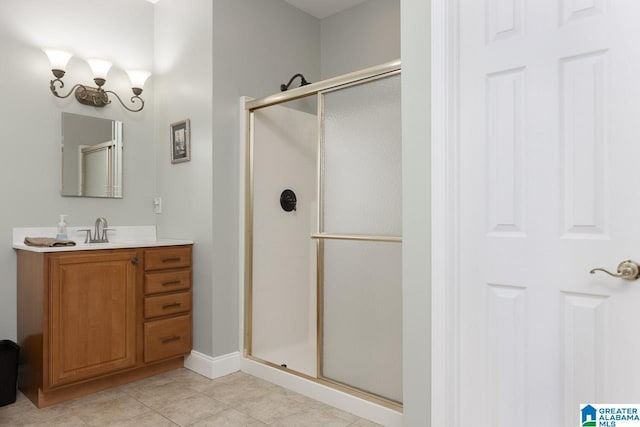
131,257,139,265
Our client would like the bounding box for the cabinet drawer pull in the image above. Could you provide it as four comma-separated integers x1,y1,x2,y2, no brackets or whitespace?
162,280,181,287
162,302,182,310
161,335,181,344
162,257,181,263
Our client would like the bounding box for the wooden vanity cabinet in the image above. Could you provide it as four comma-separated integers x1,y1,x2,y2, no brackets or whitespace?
16,245,193,408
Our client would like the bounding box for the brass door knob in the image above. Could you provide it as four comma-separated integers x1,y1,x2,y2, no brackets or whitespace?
589,260,640,281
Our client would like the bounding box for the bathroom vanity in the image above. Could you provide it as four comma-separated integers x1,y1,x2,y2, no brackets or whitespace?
13,229,193,408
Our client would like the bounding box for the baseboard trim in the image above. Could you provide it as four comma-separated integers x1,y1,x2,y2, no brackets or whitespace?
241,357,402,427
184,350,241,379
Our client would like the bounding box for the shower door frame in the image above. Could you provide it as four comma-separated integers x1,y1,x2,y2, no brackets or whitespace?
244,59,402,411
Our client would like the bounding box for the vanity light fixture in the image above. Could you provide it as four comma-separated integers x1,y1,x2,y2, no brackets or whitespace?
44,49,151,112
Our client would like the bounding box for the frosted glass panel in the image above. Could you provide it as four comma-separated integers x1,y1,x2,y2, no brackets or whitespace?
251,103,318,377
323,74,401,236
322,239,402,403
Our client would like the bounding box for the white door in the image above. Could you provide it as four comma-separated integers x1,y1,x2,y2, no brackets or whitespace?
81,144,110,197
458,1,640,426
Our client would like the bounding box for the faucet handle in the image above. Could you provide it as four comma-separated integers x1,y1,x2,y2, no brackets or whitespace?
77,229,92,244
102,227,115,243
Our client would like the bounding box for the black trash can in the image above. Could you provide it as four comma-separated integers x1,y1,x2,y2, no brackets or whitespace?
0,340,19,407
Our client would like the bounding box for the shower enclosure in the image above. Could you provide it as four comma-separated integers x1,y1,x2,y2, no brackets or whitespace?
244,60,402,408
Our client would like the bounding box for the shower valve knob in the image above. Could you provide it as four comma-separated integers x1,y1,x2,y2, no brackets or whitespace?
280,189,297,212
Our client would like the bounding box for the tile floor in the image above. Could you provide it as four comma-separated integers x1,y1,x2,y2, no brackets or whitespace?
0,369,383,426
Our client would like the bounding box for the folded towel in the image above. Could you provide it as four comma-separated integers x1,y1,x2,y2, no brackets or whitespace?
24,237,76,247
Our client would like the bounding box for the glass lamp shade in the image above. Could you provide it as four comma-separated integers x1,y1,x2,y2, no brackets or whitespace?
126,70,151,89
87,58,112,79
44,49,72,71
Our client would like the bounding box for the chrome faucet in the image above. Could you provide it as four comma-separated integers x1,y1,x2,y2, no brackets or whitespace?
79,217,114,243
94,217,108,242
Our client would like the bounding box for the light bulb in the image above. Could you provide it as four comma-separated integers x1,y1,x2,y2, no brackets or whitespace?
44,49,72,71
126,70,151,89
87,58,112,79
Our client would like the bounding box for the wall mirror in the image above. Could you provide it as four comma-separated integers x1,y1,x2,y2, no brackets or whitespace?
61,113,123,198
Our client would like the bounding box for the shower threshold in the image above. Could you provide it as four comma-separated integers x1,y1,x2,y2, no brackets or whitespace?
251,341,317,378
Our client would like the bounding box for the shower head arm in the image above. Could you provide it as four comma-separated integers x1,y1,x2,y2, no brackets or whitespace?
280,73,311,92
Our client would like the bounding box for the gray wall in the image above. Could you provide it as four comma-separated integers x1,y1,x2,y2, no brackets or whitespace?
153,0,214,355
211,0,320,357
153,0,320,358
0,0,155,341
401,0,431,425
320,0,401,79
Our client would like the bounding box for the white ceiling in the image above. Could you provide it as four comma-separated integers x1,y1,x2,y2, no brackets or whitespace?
282,0,368,19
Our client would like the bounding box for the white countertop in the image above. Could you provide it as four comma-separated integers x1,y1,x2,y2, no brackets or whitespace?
13,226,193,253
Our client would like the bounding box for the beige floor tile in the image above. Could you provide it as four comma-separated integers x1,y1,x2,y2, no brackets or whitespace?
348,418,384,426
21,413,87,426
0,393,74,425
152,392,228,426
214,372,283,393
315,405,360,423
190,408,266,426
200,376,277,407
71,393,152,426
233,391,320,424
0,394,33,425
210,372,253,384
100,411,177,427
119,372,179,398
276,386,325,406
270,407,355,427
124,380,201,409
1,371,386,427
60,387,126,410
156,368,213,393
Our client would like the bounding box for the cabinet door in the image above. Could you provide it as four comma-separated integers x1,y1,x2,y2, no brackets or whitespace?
48,251,138,388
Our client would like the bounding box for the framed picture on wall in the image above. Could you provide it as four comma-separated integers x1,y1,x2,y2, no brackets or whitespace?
170,119,191,164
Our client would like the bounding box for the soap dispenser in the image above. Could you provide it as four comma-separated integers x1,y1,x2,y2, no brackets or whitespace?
56,214,68,240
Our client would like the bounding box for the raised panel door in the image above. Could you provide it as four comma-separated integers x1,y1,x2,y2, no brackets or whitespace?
457,1,640,426
48,251,138,387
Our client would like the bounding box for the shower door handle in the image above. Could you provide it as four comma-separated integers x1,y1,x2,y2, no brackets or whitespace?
310,233,402,243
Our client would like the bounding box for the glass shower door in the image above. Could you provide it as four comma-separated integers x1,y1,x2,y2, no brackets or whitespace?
250,101,318,378
317,73,402,404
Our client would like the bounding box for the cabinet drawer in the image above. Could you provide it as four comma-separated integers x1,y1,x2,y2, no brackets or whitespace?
145,247,191,271
144,314,191,363
145,270,191,295
145,291,191,319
